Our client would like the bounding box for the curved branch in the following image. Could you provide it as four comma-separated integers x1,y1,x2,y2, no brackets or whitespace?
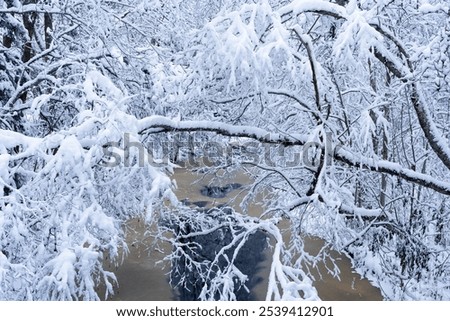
136,116,450,196
137,116,309,146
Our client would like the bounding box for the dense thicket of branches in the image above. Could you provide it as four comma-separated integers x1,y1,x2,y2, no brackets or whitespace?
1,0,450,300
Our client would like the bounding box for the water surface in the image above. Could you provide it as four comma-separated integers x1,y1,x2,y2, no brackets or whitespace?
107,166,382,301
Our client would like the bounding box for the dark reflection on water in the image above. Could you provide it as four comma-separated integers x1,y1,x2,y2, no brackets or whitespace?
199,183,243,198
181,199,209,208
172,182,266,300
171,215,268,300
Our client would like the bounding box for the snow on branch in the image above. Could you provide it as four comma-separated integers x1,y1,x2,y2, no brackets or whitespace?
334,148,450,196
264,221,319,300
137,116,450,196
0,4,63,14
278,0,348,20
137,116,309,146
277,0,450,173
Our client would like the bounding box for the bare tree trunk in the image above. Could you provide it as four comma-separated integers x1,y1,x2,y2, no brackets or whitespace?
3,35,13,48
380,106,389,207
368,59,389,207
44,12,53,49
20,0,38,103
22,0,37,63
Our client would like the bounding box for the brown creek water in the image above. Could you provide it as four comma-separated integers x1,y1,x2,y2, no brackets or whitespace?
106,166,382,301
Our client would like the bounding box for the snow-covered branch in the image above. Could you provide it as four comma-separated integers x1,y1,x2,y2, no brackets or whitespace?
137,116,450,196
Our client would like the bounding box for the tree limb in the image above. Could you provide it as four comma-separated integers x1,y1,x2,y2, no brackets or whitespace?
136,116,450,196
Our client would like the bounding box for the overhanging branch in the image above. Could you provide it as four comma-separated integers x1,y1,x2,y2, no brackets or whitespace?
137,116,450,196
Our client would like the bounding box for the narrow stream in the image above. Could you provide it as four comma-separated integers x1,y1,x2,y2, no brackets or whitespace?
107,166,382,301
